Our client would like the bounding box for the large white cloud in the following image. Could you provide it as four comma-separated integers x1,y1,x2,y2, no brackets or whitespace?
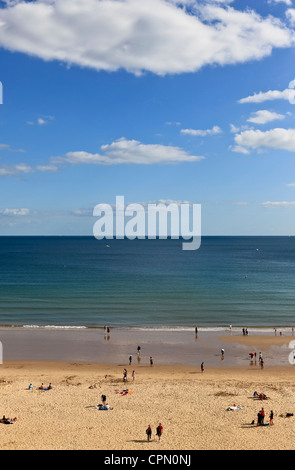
234,127,295,152
53,137,204,165
0,0,293,75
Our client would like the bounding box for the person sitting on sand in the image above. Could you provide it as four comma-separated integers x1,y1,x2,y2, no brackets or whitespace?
39,383,44,390
259,393,268,400
28,384,33,390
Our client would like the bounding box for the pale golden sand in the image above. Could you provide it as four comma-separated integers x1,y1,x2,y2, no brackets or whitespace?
1,355,295,450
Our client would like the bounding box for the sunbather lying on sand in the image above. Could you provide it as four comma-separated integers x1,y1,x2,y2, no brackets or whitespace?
1,416,17,424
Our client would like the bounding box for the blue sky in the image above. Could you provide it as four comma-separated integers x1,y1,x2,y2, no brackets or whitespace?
0,0,295,235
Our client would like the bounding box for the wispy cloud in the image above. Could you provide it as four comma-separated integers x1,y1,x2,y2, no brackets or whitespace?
0,164,34,176
269,0,292,5
181,125,222,136
27,116,54,126
261,201,295,208
0,208,30,216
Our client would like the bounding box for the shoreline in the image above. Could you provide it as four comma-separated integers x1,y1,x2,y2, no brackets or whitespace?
0,326,294,367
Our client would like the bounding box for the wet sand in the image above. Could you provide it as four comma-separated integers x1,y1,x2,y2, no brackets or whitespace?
1,327,294,367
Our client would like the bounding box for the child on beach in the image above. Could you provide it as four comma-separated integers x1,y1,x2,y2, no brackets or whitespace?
123,369,127,382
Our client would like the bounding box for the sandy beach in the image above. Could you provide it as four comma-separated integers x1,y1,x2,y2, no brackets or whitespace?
1,331,295,450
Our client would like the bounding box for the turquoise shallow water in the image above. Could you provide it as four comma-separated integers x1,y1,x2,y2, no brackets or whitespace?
0,236,295,329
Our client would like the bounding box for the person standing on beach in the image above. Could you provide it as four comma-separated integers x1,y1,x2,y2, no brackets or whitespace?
150,357,153,366
156,423,163,442
146,425,152,441
260,408,265,425
132,370,136,382
123,369,127,382
129,355,132,365
270,410,274,425
201,362,204,373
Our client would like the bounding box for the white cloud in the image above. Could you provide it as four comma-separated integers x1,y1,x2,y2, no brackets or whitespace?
286,8,295,25
53,137,204,165
231,145,250,154
287,182,295,186
229,123,253,133
0,143,25,152
36,165,59,172
181,125,222,136
0,0,293,75
234,127,295,152
238,88,292,103
261,201,295,207
0,208,30,216
270,0,292,5
247,110,285,124
27,116,54,126
0,163,34,176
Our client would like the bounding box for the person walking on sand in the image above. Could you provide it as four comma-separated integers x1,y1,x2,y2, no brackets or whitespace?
123,369,127,382
129,355,132,365
156,423,163,442
150,357,153,366
270,410,274,425
146,425,152,441
260,408,265,425
132,370,135,382
257,410,262,426
201,362,204,373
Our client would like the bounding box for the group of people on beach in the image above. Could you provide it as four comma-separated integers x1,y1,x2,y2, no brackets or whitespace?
256,408,274,426
27,383,53,391
146,423,163,442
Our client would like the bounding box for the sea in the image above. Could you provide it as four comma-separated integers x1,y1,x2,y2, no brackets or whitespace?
0,236,294,332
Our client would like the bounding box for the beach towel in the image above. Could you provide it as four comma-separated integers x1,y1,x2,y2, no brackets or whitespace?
227,406,242,411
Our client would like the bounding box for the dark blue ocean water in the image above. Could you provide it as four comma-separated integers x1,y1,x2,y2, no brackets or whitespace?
0,236,294,329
